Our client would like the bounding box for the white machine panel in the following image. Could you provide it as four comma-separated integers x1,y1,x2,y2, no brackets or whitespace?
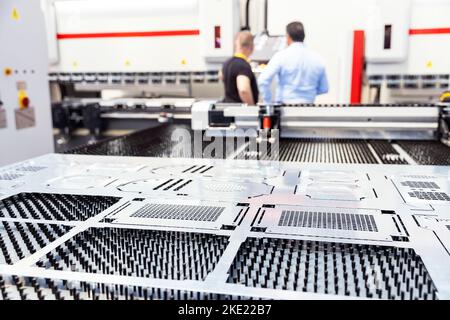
365,0,411,63
46,0,240,72
0,0,54,167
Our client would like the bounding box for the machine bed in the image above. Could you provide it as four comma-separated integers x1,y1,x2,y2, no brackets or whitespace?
62,124,450,165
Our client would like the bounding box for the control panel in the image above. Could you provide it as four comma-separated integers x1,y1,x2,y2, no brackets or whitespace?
0,0,53,166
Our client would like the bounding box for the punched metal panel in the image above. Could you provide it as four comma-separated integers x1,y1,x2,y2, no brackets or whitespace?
105,198,250,231
0,154,449,300
392,175,450,206
251,205,406,242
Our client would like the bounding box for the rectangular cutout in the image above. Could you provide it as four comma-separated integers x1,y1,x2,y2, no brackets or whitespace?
278,210,378,232
384,25,392,49
0,192,120,221
130,203,224,222
227,237,437,299
214,26,221,49
37,228,229,281
401,181,440,189
408,191,450,201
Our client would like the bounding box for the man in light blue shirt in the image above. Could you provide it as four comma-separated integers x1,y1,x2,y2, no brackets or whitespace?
258,21,329,104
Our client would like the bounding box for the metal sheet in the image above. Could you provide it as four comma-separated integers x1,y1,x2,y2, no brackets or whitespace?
0,154,449,300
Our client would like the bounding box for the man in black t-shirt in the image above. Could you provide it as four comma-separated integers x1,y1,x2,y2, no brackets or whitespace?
220,31,259,105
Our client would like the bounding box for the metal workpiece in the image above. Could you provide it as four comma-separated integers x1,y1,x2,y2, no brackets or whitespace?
0,154,450,300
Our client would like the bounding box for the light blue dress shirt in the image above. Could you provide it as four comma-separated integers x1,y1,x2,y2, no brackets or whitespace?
258,42,329,104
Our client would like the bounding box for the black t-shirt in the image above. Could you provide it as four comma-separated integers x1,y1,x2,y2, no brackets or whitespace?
222,57,259,104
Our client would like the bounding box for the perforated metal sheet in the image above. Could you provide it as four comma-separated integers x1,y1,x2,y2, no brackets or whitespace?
408,191,450,201
401,181,440,189
279,210,378,232
131,203,224,222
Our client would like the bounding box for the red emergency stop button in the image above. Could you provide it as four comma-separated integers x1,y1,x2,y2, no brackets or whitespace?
21,96,30,108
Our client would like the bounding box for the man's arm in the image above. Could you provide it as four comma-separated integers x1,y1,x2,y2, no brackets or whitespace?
236,75,255,105
317,67,329,95
258,55,281,103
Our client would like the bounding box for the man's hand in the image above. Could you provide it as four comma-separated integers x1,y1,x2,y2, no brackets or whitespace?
236,75,255,105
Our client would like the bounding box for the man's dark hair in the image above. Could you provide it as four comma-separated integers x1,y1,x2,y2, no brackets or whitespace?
286,22,305,42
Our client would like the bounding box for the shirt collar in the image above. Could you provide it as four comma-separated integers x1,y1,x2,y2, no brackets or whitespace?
234,52,250,62
290,42,305,48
